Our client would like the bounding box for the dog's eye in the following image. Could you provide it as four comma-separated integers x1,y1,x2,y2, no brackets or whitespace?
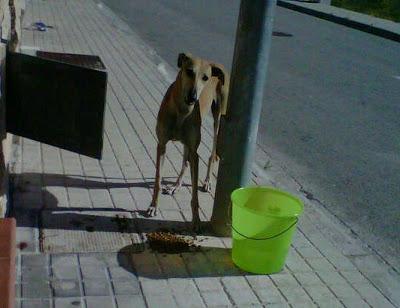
202,75,209,81
186,69,194,78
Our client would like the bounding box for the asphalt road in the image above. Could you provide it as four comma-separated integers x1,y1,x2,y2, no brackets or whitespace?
101,0,400,264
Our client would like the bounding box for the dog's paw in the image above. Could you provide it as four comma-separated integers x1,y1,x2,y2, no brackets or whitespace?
201,181,212,193
146,205,158,217
162,185,176,195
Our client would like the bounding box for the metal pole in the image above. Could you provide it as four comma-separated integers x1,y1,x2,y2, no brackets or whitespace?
211,0,277,236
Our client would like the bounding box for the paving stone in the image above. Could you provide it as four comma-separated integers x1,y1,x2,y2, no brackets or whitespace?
21,255,49,268
15,283,21,298
85,296,115,308
339,270,369,284
364,296,396,308
79,253,121,268
270,272,300,288
246,275,274,289
141,279,171,296
201,290,232,306
317,271,348,285
194,277,224,292
21,282,52,298
54,298,84,308
290,300,318,308
340,297,369,308
16,228,38,253
181,252,216,276
297,246,324,259
83,279,111,296
20,299,52,308
221,276,250,290
307,257,336,272
173,287,205,307
145,294,177,308
315,298,344,308
51,280,82,297
51,254,78,268
52,266,80,280
304,285,336,301
109,266,138,280
352,282,386,300
279,286,312,304
329,282,361,299
285,250,312,272
81,265,108,280
251,286,285,305
326,255,357,271
158,254,188,278
220,277,260,305
15,298,21,308
112,279,141,295
348,254,389,273
21,266,50,282
263,303,290,308
115,295,147,308
293,272,324,286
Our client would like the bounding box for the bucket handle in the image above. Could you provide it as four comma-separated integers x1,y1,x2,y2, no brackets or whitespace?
231,217,298,240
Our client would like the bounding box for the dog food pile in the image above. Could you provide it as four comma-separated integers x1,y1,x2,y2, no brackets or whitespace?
146,230,198,253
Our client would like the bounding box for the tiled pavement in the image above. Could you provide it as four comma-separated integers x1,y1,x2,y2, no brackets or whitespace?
10,0,399,307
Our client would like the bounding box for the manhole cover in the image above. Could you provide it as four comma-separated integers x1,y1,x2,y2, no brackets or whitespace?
40,211,143,253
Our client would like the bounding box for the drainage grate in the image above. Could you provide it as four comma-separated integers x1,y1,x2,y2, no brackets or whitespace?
37,51,106,70
40,210,143,253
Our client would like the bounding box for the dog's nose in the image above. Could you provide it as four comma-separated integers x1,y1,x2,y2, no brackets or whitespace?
189,89,197,101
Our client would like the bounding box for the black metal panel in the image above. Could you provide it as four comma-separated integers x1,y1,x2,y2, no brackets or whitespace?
6,51,107,159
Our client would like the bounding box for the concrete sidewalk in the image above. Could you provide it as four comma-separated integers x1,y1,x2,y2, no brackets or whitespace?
11,0,399,307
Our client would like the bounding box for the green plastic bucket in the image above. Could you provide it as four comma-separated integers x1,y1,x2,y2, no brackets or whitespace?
231,186,303,274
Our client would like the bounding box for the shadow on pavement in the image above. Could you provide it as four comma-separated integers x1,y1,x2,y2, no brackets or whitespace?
117,243,250,278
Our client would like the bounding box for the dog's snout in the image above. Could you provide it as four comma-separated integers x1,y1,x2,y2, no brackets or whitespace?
189,88,197,101
186,88,197,104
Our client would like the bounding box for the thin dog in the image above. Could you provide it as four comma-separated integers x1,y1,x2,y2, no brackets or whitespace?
147,53,229,231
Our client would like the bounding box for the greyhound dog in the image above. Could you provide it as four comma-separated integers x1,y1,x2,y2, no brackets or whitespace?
147,53,229,231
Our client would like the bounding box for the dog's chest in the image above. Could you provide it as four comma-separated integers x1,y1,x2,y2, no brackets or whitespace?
170,119,185,141
169,113,191,141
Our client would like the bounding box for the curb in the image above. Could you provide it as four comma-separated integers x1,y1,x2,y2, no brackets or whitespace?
277,0,400,43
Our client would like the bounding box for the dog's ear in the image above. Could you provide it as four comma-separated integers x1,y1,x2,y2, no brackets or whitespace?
211,65,225,85
177,53,189,68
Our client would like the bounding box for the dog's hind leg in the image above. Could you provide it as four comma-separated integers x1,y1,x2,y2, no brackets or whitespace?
163,145,189,195
202,100,221,193
147,143,166,217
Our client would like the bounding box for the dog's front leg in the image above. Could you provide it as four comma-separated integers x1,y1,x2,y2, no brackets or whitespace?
189,150,201,232
147,143,166,217
164,145,189,195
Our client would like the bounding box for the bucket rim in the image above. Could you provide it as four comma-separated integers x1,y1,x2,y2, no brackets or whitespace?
231,186,304,218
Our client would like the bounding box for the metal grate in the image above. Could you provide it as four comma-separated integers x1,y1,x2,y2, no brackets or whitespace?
40,211,143,253
37,51,106,70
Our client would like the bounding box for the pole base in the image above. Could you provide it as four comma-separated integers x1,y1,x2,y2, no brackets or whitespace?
210,218,231,237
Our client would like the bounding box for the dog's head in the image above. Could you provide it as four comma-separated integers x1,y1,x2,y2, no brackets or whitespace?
177,53,225,106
